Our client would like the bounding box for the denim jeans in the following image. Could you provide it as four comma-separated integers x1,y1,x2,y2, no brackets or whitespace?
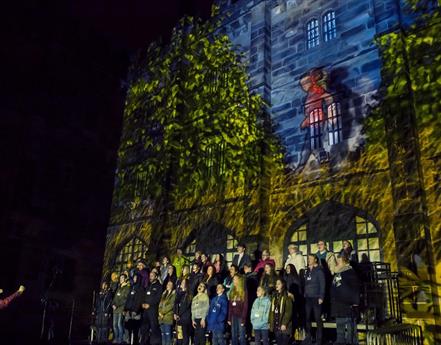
336,317,358,344
112,313,124,343
231,317,246,345
212,330,225,345
254,329,269,345
160,324,173,345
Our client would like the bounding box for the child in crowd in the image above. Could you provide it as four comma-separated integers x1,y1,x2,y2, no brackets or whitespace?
228,275,248,345
250,286,271,345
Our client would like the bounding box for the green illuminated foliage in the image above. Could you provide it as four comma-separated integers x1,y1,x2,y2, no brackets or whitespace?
114,15,282,205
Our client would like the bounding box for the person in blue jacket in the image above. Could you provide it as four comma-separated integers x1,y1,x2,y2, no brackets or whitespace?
250,286,271,345
207,284,228,345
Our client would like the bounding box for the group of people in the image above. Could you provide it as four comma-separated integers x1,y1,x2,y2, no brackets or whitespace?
93,241,366,345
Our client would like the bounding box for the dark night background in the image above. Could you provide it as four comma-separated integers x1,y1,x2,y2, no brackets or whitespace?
0,0,212,343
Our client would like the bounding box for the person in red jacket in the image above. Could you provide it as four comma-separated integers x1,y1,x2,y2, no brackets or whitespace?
228,275,248,345
0,285,25,310
254,250,276,275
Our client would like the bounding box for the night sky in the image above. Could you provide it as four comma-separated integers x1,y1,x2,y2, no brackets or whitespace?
1,1,212,342
4,0,213,120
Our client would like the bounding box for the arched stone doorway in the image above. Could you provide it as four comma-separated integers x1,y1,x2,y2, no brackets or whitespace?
284,201,381,263
181,222,238,266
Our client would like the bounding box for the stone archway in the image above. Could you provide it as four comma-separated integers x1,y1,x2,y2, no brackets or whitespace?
284,200,381,262
181,221,238,265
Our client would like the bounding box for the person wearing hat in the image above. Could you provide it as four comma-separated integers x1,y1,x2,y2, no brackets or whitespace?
331,253,361,345
232,243,252,274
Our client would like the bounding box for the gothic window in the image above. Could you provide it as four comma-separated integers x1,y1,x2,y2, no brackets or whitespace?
307,19,320,49
286,212,381,263
327,102,342,145
185,239,197,262
309,108,323,149
184,232,237,266
225,234,238,266
289,224,308,263
115,237,148,273
355,216,380,262
323,11,337,42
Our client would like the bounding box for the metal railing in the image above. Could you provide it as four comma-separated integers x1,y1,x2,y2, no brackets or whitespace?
359,262,402,329
367,323,423,345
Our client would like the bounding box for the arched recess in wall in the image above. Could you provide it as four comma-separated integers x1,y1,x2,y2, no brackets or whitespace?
113,237,148,273
181,222,238,267
284,201,381,264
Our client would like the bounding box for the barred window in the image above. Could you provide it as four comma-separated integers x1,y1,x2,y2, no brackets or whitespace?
307,19,320,49
323,11,337,42
287,215,381,263
115,237,148,273
309,108,323,149
356,216,380,262
184,233,237,266
225,234,238,266
289,224,308,263
327,102,342,145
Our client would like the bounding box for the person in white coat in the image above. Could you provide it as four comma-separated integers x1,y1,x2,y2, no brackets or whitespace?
284,244,306,276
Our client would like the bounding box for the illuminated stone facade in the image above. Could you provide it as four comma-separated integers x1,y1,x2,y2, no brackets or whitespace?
104,0,440,342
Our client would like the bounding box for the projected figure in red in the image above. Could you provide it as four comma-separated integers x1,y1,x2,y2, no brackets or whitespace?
300,68,334,150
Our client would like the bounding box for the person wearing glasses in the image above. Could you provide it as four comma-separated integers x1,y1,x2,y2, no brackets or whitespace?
254,250,276,276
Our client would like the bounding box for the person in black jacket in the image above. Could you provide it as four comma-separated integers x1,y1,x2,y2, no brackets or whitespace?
162,264,178,290
174,279,192,345
140,271,163,345
244,263,258,341
331,253,361,345
304,254,325,345
283,264,302,331
189,263,204,296
232,243,252,273
94,281,112,344
203,265,218,299
125,274,145,345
